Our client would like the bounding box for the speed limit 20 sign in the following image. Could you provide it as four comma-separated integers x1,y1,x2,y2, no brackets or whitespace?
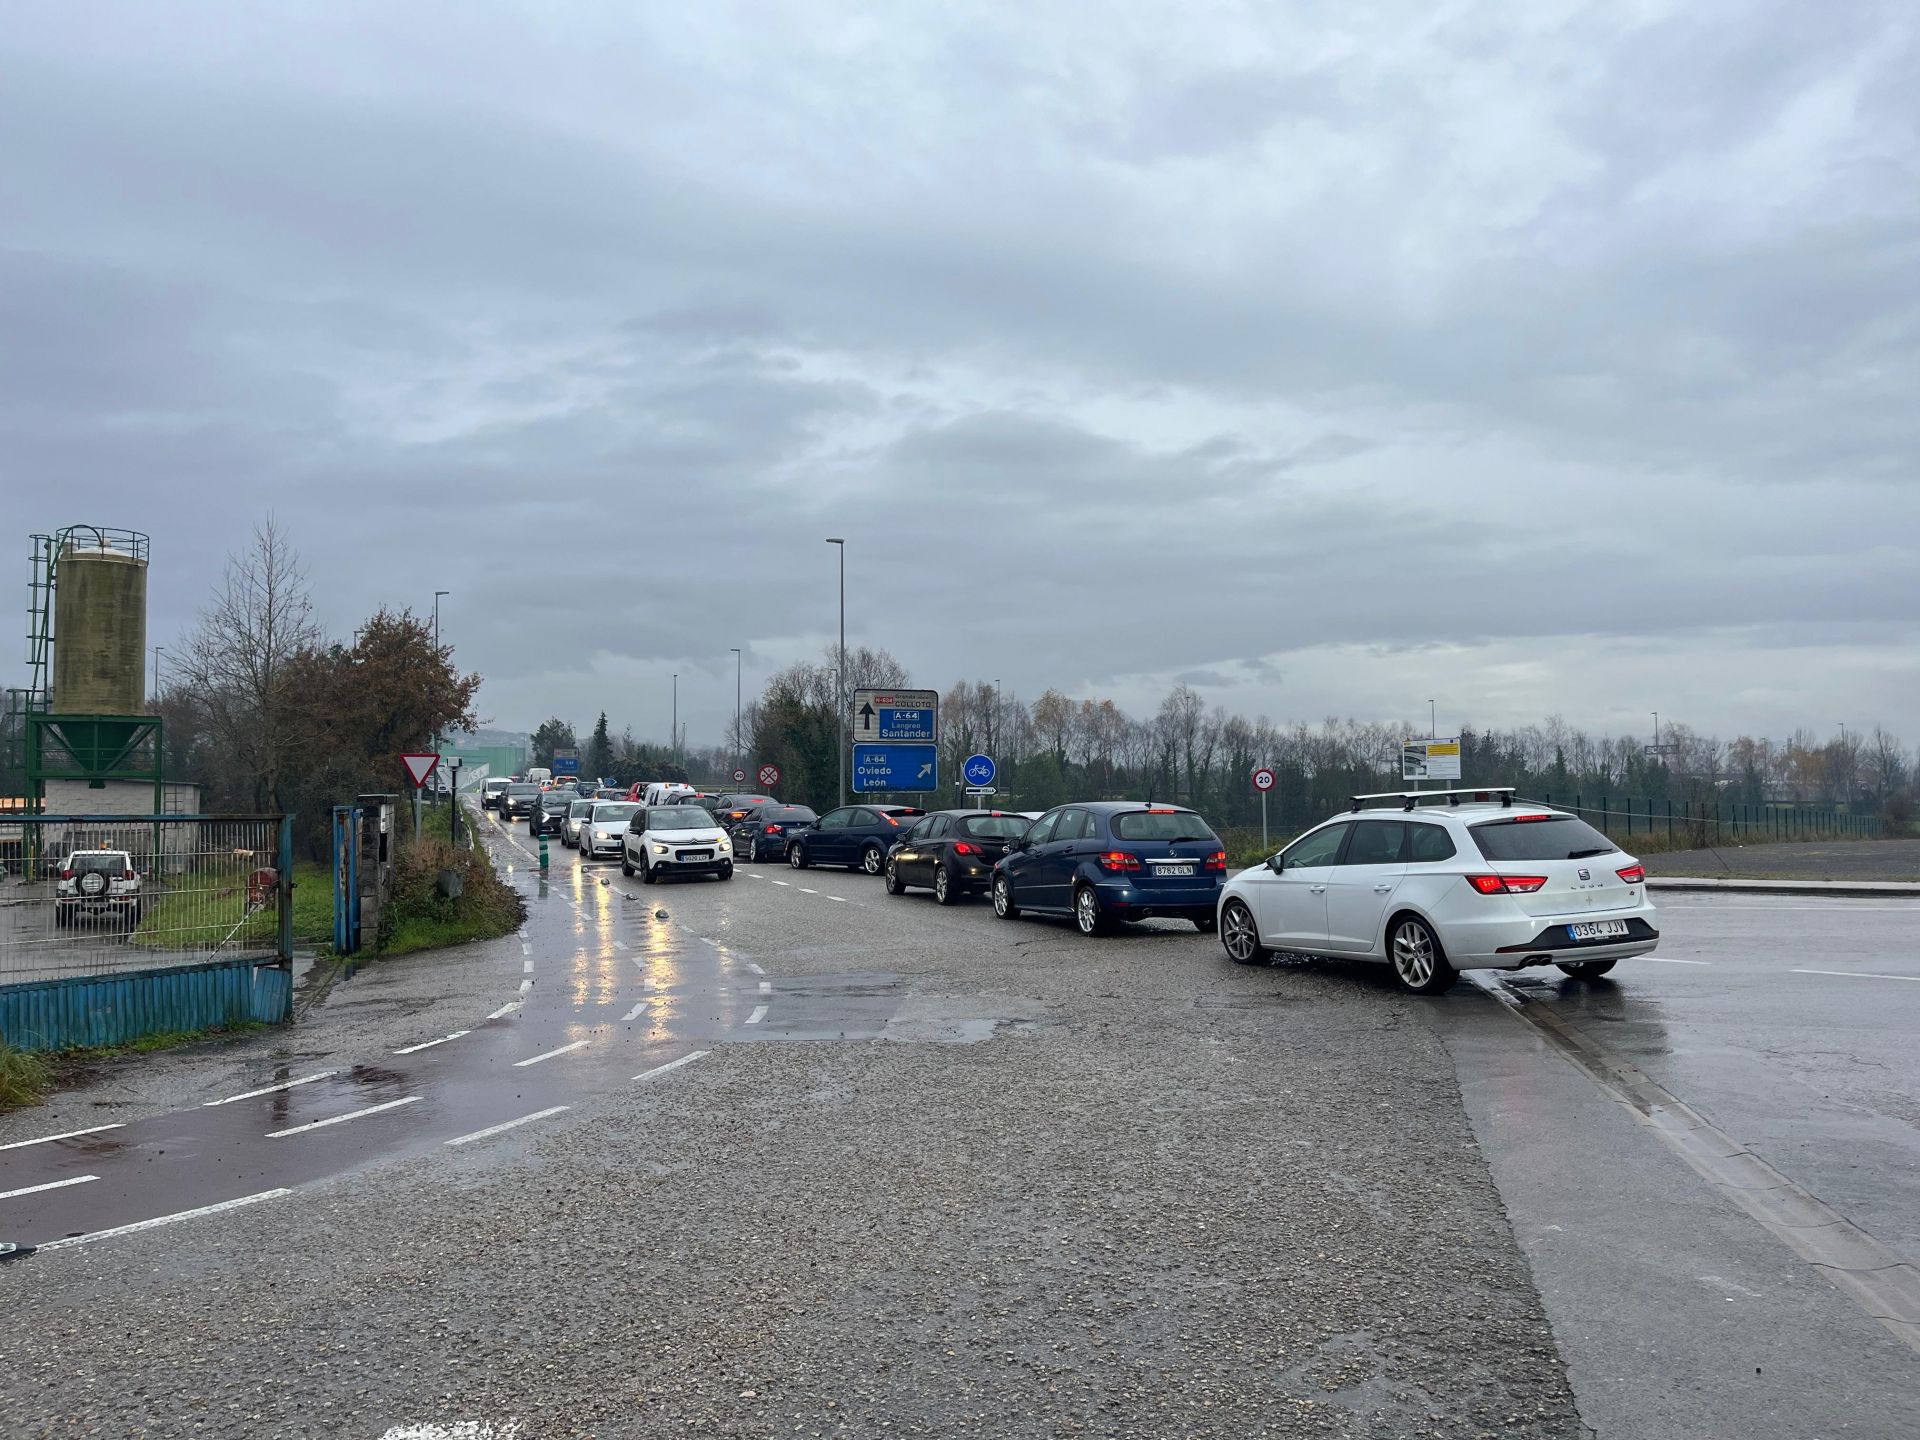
1251,765,1276,793
757,763,782,789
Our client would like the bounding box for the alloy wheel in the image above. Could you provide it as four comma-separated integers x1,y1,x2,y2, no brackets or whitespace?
1393,921,1435,988
1222,903,1260,963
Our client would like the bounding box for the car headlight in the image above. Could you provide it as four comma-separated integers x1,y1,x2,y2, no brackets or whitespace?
716,836,731,850
653,843,669,854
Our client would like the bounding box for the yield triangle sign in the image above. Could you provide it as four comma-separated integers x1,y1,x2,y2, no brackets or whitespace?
401,753,440,788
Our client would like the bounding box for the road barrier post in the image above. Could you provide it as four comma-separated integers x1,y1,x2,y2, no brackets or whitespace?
539,833,549,872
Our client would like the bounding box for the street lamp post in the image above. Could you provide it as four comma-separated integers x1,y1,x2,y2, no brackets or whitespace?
432,591,450,808
1429,699,1436,739
826,538,846,805
730,647,743,776
152,645,166,700
672,673,679,770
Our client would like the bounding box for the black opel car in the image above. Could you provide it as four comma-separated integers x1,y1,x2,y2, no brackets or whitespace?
500,782,541,820
784,804,925,875
884,809,1032,904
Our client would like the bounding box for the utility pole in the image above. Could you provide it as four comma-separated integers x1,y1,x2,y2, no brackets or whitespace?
152,645,165,700
731,647,743,775
1429,699,1435,739
827,538,846,805
672,673,678,769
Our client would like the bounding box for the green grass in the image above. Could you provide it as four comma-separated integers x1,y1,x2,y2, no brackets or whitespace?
128,860,334,954
0,1044,52,1112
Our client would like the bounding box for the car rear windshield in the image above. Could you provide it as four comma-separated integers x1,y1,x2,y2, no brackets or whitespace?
484,779,508,790
1469,815,1618,861
1112,809,1219,842
569,800,594,814
766,806,816,823
649,807,716,830
960,814,1029,838
592,803,638,823
506,784,538,796
725,795,776,809
72,853,129,874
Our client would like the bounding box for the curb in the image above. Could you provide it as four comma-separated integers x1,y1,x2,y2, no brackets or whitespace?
1647,876,1920,898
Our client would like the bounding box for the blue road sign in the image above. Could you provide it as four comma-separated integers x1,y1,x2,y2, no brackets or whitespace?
963,753,996,787
859,705,933,741
552,755,579,775
852,744,938,793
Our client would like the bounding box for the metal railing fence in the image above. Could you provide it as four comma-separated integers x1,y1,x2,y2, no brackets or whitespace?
0,814,291,987
1534,794,1881,846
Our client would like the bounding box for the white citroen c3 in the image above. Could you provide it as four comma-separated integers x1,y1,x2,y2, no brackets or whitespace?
1216,788,1659,993
621,805,734,883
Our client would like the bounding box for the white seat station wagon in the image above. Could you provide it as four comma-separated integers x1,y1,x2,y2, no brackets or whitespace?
1216,788,1659,993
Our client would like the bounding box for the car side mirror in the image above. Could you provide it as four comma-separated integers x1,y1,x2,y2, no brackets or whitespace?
1266,855,1284,873
1006,838,1025,853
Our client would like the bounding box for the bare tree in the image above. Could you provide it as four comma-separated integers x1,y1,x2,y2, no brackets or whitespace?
171,516,321,809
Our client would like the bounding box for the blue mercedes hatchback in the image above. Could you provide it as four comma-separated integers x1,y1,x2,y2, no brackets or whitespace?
990,801,1226,935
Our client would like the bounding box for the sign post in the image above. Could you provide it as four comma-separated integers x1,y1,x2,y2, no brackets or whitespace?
1400,738,1462,785
1251,764,1276,852
401,753,439,841
962,754,996,808
447,756,464,847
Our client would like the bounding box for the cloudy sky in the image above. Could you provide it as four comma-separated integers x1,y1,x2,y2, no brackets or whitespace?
6,1,1916,749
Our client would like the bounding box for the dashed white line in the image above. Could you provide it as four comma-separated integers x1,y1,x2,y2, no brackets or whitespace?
1631,956,1712,965
523,959,535,973
521,943,532,957
0,1174,99,1202
799,887,817,895
36,1188,293,1251
620,1001,647,1023
1792,968,1920,983
485,1001,521,1020
0,1122,125,1151
268,1096,421,1139
513,1039,590,1068
758,980,772,993
632,1050,709,1082
744,961,765,976
745,1004,769,1025
699,936,721,948
518,978,534,993
445,1105,571,1148
202,1071,340,1106
394,1031,470,1055
826,894,849,903
772,879,790,887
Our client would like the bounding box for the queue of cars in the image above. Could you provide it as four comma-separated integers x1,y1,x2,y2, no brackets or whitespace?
484,774,1660,993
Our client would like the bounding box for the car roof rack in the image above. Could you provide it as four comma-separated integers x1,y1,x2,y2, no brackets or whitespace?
1348,787,1516,813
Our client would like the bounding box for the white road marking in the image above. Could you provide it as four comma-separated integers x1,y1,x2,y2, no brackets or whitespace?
620,1001,647,1022
485,1002,521,1020
1631,956,1712,965
394,1031,470,1055
746,1004,769,1025
268,1096,421,1138
202,1071,339,1107
745,961,765,975
513,1040,590,1068
611,940,628,950
518,978,533,993
379,1421,523,1439
521,942,531,957
37,1188,293,1252
0,1174,99,1202
0,1122,126,1151
799,887,817,894
523,959,534,973
772,879,790,886
826,894,849,903
632,1050,709,1082
445,1105,570,1148
518,927,529,938
1792,968,1920,983
700,936,720,948
758,980,772,993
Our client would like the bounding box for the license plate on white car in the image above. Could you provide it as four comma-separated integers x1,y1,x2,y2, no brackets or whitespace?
1567,920,1629,941
1152,863,1195,878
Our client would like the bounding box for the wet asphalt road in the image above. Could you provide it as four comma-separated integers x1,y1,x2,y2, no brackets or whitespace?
0,812,1916,1437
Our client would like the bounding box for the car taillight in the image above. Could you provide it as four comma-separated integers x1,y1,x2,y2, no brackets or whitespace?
1203,850,1226,872
764,823,780,834
123,868,136,881
952,842,976,856
1096,850,1141,873
60,868,73,881
1465,874,1548,895
1616,865,1645,884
